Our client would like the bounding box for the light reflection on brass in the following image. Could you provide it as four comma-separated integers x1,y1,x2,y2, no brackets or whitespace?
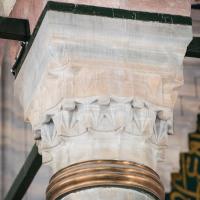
46,160,165,200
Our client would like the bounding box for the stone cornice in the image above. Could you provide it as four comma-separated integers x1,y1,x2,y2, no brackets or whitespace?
14,3,192,126
14,1,192,77
14,1,193,195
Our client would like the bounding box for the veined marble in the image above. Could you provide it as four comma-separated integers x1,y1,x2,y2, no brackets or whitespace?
15,11,192,127
14,5,192,199
0,0,16,16
35,96,172,173
61,188,155,200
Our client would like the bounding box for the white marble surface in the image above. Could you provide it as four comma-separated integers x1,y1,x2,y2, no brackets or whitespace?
62,188,155,200
36,97,171,173
14,9,192,194
15,11,192,127
0,0,16,16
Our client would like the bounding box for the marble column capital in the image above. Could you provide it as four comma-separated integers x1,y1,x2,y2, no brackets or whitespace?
15,6,192,127
14,2,193,197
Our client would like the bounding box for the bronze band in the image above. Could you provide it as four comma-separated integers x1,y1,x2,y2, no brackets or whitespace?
46,160,165,200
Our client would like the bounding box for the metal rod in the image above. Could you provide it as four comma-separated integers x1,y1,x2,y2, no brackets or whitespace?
4,144,42,200
0,16,30,41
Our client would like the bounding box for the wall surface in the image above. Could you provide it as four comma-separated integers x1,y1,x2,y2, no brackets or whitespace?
0,0,199,199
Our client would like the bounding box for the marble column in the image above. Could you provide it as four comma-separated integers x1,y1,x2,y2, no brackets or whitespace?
14,1,192,199
0,0,16,16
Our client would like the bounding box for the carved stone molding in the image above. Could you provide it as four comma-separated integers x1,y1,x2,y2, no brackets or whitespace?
15,7,192,128
14,2,193,199
35,97,172,173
